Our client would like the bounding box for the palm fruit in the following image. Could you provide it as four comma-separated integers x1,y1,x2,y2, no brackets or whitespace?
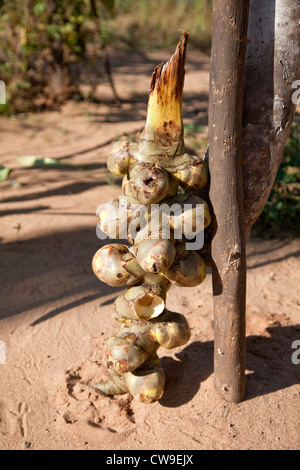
105,328,157,373
151,309,191,349
171,153,208,191
135,238,176,274
93,369,129,396
107,141,137,176
168,193,212,238
92,307,191,400
114,284,166,321
98,195,146,241
132,213,176,274
164,248,206,287
93,357,165,404
123,163,170,205
134,202,170,241
92,244,144,287
90,33,213,404
168,172,180,196
124,354,165,403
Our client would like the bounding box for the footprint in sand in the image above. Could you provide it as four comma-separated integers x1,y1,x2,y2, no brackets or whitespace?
9,402,29,439
49,360,136,435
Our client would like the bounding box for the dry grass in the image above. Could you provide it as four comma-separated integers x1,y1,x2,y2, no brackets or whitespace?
109,0,213,52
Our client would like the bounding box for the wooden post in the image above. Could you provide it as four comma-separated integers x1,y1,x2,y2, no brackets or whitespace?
209,0,249,403
242,0,300,238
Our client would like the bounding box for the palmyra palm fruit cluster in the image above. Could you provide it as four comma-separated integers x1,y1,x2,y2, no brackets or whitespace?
92,33,211,403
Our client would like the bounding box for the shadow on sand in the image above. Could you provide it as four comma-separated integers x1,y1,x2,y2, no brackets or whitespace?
159,324,300,408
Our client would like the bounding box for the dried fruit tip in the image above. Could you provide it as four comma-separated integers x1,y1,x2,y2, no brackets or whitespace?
139,32,188,158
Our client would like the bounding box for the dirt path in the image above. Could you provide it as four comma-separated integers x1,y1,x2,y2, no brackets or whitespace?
0,49,299,451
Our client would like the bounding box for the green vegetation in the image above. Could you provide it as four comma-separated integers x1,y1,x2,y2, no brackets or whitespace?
253,122,300,238
111,0,213,52
0,165,11,182
184,121,300,239
0,0,212,113
0,0,116,113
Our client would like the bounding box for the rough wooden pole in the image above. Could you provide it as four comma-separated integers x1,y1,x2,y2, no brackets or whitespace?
209,0,249,403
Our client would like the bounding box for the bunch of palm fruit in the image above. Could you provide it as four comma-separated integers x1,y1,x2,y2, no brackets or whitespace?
92,33,211,403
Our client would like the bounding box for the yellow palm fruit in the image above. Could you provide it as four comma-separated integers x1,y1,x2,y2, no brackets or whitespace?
114,284,166,321
164,249,206,287
169,193,211,237
105,323,159,373
172,154,208,190
92,369,129,396
107,141,137,176
125,354,165,403
105,335,152,374
135,237,176,274
90,33,214,404
98,195,146,240
151,310,191,349
92,244,144,287
123,163,170,205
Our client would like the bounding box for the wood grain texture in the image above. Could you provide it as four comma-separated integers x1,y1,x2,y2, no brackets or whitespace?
209,0,249,403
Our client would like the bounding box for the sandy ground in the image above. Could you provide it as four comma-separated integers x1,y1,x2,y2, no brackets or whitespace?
0,48,299,451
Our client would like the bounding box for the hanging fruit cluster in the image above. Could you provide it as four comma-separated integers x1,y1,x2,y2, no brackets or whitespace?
92,33,211,403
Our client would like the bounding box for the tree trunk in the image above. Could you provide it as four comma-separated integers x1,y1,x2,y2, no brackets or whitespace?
209,0,249,403
89,0,121,105
242,0,300,238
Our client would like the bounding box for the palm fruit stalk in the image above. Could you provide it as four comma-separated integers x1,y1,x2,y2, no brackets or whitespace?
92,32,212,403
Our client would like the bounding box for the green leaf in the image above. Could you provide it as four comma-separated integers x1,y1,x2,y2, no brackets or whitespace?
282,172,297,184
0,104,10,116
184,123,204,133
275,201,285,211
33,1,46,17
0,165,11,182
